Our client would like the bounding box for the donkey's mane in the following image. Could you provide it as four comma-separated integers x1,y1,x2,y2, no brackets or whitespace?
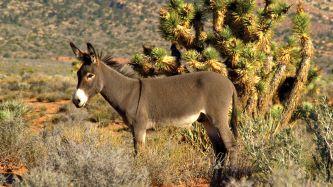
99,53,140,79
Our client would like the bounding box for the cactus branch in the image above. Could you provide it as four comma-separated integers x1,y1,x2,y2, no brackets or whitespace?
278,36,314,131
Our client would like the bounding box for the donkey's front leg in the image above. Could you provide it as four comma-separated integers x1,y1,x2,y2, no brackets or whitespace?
131,125,147,155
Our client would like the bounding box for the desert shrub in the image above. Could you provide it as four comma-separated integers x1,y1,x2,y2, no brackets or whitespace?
0,76,29,101
28,79,49,94
0,101,29,158
239,115,313,183
306,99,333,182
0,101,43,167
0,100,29,120
23,168,71,187
268,167,328,186
23,123,149,186
0,116,27,160
51,103,89,125
4,81,30,91
236,111,332,185
51,114,69,124
3,53,11,58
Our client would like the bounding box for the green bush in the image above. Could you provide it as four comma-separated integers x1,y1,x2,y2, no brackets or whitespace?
0,101,41,166
0,100,30,120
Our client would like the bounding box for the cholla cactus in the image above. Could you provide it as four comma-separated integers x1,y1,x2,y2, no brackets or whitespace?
131,0,315,128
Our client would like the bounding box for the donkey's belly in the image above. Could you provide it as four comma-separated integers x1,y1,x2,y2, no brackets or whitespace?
147,112,203,129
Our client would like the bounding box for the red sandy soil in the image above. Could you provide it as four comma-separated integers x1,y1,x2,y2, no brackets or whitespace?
0,160,27,176
24,98,71,131
54,56,76,63
0,160,27,186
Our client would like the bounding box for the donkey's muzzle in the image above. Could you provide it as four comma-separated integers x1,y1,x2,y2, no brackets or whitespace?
72,89,88,108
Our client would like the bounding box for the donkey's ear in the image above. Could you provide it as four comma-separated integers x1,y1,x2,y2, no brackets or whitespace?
87,43,96,56
87,42,98,64
70,42,84,58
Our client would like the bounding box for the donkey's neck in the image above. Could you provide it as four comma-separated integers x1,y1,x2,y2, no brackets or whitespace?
99,62,140,116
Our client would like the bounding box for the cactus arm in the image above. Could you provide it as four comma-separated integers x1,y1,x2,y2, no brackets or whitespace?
278,36,313,131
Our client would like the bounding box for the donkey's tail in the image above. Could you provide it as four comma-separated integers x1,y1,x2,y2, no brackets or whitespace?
231,88,239,139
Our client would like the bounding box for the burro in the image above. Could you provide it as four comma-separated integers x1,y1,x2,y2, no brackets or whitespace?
70,42,239,167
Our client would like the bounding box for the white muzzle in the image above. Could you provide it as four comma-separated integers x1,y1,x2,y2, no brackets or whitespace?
73,89,88,108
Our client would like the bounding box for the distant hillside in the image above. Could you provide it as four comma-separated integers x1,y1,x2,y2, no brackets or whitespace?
0,0,168,59
0,0,332,70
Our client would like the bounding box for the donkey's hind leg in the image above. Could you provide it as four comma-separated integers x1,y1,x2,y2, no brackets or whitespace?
202,120,226,186
202,121,227,162
216,114,238,167
205,109,238,165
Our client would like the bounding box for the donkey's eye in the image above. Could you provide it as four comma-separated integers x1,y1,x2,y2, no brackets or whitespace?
87,73,95,79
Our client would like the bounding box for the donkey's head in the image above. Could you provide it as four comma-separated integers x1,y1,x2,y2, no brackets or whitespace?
70,42,104,108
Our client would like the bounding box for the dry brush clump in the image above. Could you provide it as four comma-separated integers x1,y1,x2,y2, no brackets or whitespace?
26,74,74,102
22,122,149,186
0,100,39,164
306,98,333,182
235,101,333,185
239,115,311,182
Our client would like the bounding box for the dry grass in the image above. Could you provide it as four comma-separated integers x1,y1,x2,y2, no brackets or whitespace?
23,123,149,186
136,127,213,185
